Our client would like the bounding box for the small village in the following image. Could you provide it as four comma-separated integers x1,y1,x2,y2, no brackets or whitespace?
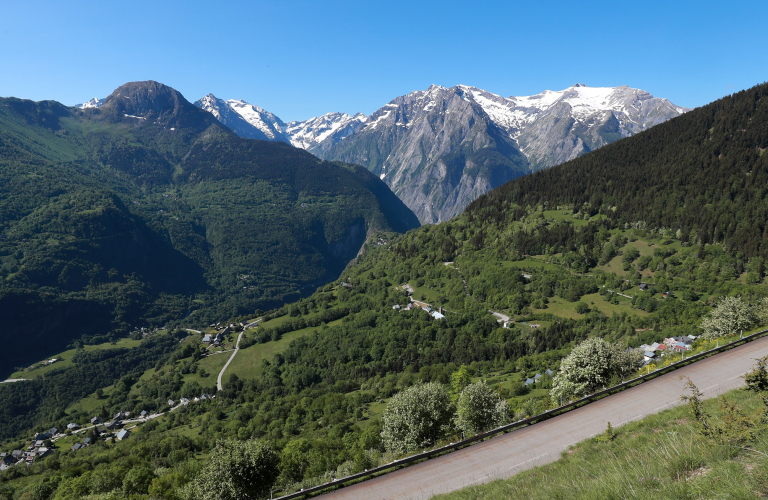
0,395,217,471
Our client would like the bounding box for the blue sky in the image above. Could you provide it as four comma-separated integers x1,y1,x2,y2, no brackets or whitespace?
2,0,766,121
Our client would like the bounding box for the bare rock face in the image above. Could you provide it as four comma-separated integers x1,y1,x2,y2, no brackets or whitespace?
193,83,688,224
317,85,528,224
318,84,688,223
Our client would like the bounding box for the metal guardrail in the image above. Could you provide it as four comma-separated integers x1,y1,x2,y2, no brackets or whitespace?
275,327,768,499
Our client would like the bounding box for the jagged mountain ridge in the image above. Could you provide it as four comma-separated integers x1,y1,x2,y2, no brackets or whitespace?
320,83,689,223
185,84,687,223
286,112,367,152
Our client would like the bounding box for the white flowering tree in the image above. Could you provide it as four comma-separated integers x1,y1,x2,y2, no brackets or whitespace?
551,337,641,403
381,382,453,454
184,438,278,500
699,296,757,340
455,382,510,435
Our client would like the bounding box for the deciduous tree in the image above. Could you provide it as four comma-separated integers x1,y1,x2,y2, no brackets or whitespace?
381,382,453,454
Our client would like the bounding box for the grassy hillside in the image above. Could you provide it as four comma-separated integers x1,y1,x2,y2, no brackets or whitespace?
0,81,419,374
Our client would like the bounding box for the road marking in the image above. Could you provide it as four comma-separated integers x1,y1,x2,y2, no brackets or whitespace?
508,453,549,470
563,441,580,449
654,402,671,412
728,374,742,381
702,384,718,392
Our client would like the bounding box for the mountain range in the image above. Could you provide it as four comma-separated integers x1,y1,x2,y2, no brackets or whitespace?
177,84,688,223
1,81,419,371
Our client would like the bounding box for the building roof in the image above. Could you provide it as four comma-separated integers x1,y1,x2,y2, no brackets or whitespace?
116,429,130,440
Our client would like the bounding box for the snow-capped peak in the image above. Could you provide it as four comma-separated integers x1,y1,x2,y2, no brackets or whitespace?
78,97,105,109
194,94,290,143
286,112,367,150
453,83,690,139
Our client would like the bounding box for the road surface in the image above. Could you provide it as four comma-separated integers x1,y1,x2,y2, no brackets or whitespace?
319,335,768,500
489,311,509,323
217,330,244,390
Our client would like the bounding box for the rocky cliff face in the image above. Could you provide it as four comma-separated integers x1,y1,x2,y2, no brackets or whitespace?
317,85,529,224
319,84,688,223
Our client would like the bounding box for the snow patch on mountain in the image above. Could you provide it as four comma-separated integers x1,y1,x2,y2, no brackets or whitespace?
286,112,367,149
225,99,286,140
78,97,105,109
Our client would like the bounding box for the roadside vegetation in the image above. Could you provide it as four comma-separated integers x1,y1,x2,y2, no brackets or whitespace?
434,359,768,500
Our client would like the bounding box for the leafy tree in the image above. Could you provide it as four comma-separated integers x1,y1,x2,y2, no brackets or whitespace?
575,302,590,314
455,382,510,435
699,296,755,339
122,467,156,496
186,438,279,500
551,337,641,402
279,438,312,484
91,463,128,494
450,365,472,401
381,382,453,454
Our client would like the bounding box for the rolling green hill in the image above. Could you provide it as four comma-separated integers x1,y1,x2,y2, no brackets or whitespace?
0,81,419,375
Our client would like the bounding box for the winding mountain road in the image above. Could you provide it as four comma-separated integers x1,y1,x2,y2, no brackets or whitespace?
217,330,244,391
319,335,768,500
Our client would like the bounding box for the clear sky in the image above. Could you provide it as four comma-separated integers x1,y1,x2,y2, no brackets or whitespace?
2,0,766,121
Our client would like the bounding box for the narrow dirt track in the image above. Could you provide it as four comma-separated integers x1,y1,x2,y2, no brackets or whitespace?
319,336,768,500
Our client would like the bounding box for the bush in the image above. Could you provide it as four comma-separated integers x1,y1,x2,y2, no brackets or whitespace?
381,382,453,455
455,382,510,435
186,438,278,500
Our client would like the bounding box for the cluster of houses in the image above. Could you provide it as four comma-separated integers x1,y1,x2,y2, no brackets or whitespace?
502,320,540,329
0,428,58,470
1,394,220,467
639,335,697,364
392,284,445,320
638,282,676,299
168,394,215,409
202,326,230,346
523,369,554,386
393,302,445,320
130,326,156,338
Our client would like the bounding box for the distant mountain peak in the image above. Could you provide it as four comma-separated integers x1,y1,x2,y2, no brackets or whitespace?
77,97,104,109
194,94,290,143
104,81,187,117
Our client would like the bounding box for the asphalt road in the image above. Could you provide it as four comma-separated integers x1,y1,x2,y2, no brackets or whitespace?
217,330,244,391
319,335,768,500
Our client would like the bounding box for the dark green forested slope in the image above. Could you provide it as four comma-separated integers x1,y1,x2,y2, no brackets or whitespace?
0,81,419,374
470,81,768,258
